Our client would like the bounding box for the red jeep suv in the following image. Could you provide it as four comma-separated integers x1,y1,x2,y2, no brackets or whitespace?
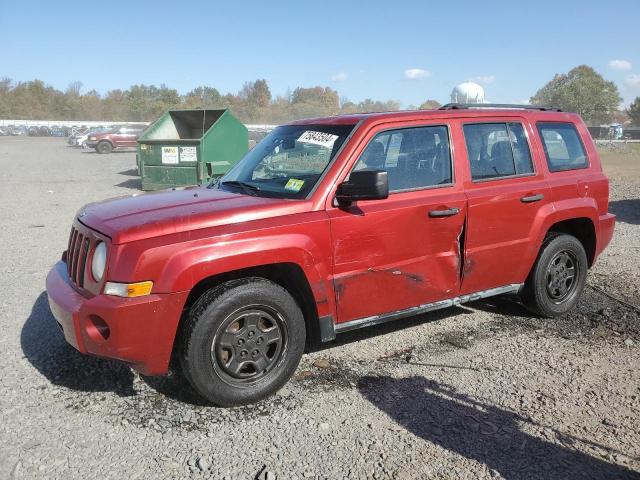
46,104,615,406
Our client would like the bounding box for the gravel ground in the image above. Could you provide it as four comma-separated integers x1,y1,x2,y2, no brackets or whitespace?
0,137,639,480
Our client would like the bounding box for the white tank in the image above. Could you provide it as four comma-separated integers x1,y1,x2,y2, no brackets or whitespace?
451,82,485,104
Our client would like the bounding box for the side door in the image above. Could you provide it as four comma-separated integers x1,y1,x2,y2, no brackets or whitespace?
328,123,467,324
456,119,552,294
119,127,138,147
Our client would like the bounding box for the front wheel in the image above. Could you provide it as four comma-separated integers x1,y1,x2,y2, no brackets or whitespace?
180,278,306,406
521,233,588,317
96,141,113,154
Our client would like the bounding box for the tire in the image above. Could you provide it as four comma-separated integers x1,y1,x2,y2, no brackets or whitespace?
180,278,306,406
96,141,113,154
521,233,588,317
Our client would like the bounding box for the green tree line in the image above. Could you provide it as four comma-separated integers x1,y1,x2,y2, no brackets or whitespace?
2,65,635,125
0,77,432,124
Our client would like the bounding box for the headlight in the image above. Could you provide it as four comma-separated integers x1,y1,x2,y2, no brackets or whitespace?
89,136,96,140
91,241,107,281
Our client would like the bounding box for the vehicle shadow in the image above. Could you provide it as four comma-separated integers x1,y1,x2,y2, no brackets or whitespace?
468,295,533,319
311,305,474,353
81,149,134,155
22,292,211,405
21,292,136,397
115,178,142,190
609,199,640,225
358,376,639,479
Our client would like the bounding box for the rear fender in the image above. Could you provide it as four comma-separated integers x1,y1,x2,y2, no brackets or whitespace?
520,198,599,278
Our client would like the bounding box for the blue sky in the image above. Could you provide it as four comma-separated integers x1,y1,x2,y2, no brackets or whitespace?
2,0,639,107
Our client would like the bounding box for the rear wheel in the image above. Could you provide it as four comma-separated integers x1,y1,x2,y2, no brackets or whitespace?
180,278,306,406
96,141,112,154
521,233,588,317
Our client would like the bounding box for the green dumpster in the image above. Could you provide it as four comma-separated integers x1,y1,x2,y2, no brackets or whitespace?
137,109,248,190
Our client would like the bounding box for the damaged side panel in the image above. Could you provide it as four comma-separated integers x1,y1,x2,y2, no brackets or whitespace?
329,192,468,324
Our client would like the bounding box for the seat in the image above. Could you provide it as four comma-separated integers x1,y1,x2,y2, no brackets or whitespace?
489,141,515,176
361,140,386,170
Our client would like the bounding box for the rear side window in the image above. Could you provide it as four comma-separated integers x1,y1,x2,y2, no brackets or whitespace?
537,122,588,172
353,125,453,191
463,123,534,181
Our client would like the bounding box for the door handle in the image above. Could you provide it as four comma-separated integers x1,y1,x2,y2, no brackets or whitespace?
429,207,460,218
520,193,544,203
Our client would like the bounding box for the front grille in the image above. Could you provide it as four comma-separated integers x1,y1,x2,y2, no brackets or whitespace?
66,226,91,287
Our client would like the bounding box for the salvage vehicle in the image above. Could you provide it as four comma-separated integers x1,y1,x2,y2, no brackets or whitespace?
86,124,147,153
46,104,615,406
72,127,109,148
68,127,105,147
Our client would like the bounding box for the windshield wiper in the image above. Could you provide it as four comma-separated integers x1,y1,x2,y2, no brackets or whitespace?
220,180,260,196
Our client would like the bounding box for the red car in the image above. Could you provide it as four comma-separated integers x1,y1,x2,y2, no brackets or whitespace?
46,105,615,406
85,124,147,154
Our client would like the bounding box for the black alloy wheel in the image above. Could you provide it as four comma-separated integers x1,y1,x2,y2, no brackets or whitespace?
212,306,286,385
545,250,579,302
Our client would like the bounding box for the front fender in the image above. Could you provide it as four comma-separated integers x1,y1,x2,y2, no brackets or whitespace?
113,221,335,319
167,234,329,297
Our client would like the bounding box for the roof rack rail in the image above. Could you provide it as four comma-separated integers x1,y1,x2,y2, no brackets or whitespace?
439,103,562,112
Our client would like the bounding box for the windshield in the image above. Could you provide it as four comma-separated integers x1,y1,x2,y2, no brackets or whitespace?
217,124,355,199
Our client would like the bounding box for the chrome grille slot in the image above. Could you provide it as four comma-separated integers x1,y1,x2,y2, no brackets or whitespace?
65,225,96,288
72,233,83,283
68,228,79,279
77,237,90,287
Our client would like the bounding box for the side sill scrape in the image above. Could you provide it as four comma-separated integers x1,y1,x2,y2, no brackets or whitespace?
334,283,523,335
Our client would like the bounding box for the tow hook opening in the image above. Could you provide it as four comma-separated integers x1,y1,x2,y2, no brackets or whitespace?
85,315,111,342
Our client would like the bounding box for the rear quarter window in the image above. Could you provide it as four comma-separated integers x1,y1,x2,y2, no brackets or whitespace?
537,122,588,172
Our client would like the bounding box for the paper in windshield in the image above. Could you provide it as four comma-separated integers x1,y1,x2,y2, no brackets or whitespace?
297,131,338,148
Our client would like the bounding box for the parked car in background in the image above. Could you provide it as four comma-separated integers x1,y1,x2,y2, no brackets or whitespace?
9,126,26,136
86,124,147,153
68,127,110,147
46,104,615,406
50,126,70,137
76,128,110,148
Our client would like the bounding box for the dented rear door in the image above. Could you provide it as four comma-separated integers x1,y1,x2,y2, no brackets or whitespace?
455,117,553,294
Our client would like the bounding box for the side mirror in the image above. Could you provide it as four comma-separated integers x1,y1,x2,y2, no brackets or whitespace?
336,170,389,205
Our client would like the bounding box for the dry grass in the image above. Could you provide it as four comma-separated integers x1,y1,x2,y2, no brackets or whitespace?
597,143,640,183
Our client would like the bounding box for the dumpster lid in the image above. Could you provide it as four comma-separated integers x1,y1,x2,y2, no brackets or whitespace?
142,109,227,141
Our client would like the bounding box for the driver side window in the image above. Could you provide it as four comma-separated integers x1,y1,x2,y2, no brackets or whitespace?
353,125,453,191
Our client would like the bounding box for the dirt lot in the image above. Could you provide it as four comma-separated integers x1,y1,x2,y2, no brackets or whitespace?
0,137,639,480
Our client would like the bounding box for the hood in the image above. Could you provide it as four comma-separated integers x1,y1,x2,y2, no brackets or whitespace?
79,187,295,244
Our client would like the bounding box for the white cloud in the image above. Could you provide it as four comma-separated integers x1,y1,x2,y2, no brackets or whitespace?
331,72,348,82
624,74,640,90
609,59,632,71
468,75,496,85
404,68,431,80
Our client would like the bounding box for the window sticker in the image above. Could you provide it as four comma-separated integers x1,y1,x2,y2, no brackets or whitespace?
284,178,305,192
297,131,339,148
179,146,197,162
161,146,179,164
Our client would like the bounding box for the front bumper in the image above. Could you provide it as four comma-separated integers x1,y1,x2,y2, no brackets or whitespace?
85,140,98,148
46,261,188,376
